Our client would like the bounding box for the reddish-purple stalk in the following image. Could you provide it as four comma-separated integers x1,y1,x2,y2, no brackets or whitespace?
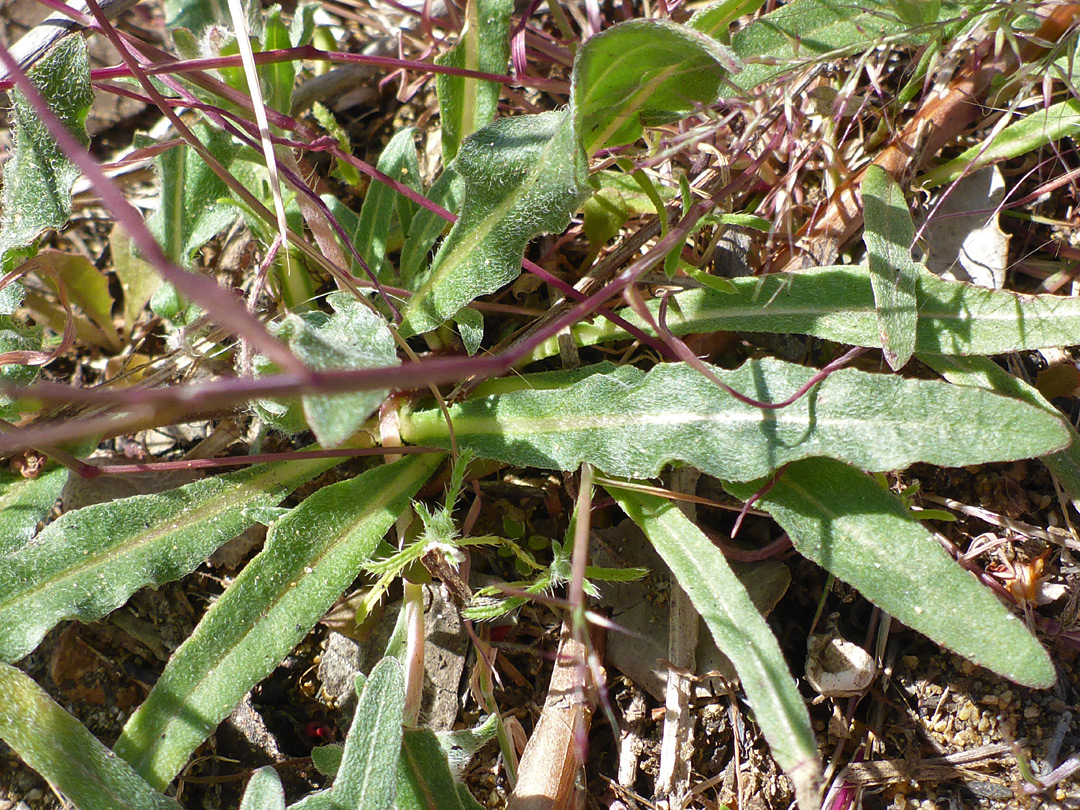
71,46,567,91
1,198,716,452
76,444,445,477
79,3,403,321
0,38,307,375
90,31,664,352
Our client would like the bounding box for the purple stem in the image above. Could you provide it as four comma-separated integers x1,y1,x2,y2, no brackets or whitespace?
0,36,306,376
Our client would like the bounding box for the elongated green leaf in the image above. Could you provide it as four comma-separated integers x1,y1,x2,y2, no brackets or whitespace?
0,453,339,664
396,729,471,810
689,0,769,41
727,0,928,92
143,122,251,267
583,170,675,249
240,767,286,810
607,486,822,810
0,36,93,270
399,169,464,288
435,0,513,162
862,166,918,370
0,284,43,420
920,99,1080,188
0,464,67,555
254,292,400,447
353,129,423,282
724,459,1055,688
332,659,405,810
399,359,1068,483
400,112,590,336
921,354,1080,504
114,454,442,790
522,266,1080,363
572,19,738,156
0,663,181,810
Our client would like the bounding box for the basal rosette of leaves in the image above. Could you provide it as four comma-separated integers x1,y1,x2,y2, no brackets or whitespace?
0,2,1076,809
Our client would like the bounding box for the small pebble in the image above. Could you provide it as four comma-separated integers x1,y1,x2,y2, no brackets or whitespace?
958,703,973,722
961,660,975,675
901,655,919,669
1025,706,1041,719
978,715,991,732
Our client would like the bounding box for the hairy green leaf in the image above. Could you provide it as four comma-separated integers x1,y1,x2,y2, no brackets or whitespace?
921,354,1080,505
608,485,822,810
144,123,252,267
0,285,43,420
523,266,1080,363
396,728,474,810
114,454,442,790
862,166,918,370
400,111,590,336
0,464,67,555
0,36,93,269
572,19,738,155
351,128,423,282
725,459,1056,688
399,169,464,289
920,99,1080,188
253,292,399,447
688,0,769,41
435,0,514,162
240,767,286,810
0,454,339,664
0,663,181,810
583,170,675,250
332,659,406,810
399,360,1068,482
726,0,959,93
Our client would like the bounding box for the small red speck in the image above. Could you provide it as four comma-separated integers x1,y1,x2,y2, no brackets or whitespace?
304,721,334,742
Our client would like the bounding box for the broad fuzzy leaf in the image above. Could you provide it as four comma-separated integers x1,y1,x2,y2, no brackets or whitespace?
331,659,406,810
0,453,339,664
115,454,442,790
522,266,1080,363
0,464,68,555
144,123,251,267
921,354,1080,505
862,166,918,370
399,359,1069,483
572,19,738,156
0,663,181,810
396,729,477,810
253,292,400,447
724,459,1056,688
0,285,43,420
400,111,590,337
727,0,939,92
435,0,514,162
351,128,423,282
240,767,286,810
0,36,92,269
609,485,822,810
688,0,769,40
